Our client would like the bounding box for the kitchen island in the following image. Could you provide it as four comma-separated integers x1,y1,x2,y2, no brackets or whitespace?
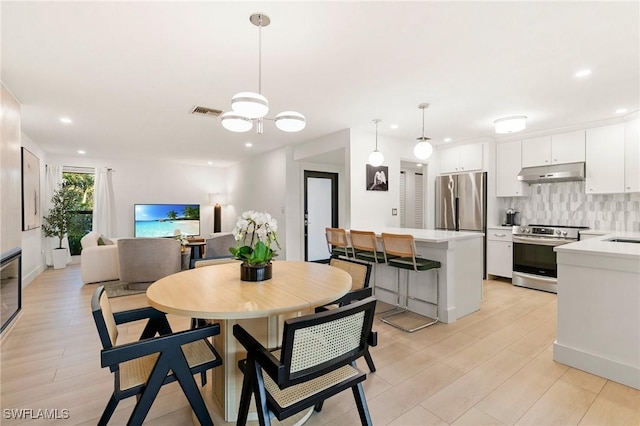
554,232,640,390
364,227,484,324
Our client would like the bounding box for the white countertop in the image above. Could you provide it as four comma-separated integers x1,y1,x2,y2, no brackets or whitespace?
369,227,484,243
555,232,640,259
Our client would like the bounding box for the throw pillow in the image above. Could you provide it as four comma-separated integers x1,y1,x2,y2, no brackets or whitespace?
102,237,114,245
97,236,105,246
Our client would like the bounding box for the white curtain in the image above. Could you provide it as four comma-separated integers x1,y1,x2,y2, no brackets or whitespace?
93,168,115,237
44,165,72,266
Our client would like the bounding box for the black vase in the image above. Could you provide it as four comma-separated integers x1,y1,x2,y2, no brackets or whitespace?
240,262,272,282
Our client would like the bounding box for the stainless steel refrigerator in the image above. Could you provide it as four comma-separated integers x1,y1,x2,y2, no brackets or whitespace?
435,171,487,276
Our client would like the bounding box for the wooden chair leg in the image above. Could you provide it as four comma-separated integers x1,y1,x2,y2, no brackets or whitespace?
252,362,272,426
352,382,373,426
97,394,119,426
237,362,255,426
172,357,213,426
127,355,171,426
363,350,376,373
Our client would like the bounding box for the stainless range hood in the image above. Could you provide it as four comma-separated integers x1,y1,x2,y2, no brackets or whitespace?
517,162,585,184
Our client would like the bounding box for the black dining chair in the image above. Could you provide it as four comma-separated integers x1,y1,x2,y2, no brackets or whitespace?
315,257,378,372
234,297,377,426
91,285,223,426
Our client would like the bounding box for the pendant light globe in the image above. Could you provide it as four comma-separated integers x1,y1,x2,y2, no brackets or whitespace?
414,139,433,160
275,111,306,132
414,103,434,160
231,92,269,119
368,150,384,167
220,112,253,132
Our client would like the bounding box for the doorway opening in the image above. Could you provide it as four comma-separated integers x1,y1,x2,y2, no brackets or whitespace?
303,171,338,262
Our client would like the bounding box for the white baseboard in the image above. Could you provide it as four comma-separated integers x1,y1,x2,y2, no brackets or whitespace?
553,340,640,390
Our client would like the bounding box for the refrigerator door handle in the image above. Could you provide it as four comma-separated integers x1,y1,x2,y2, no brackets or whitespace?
454,196,460,231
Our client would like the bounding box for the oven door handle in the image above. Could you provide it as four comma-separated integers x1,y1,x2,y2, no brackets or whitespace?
512,236,570,246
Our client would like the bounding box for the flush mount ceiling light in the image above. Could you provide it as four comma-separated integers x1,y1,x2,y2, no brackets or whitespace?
221,14,305,134
414,103,433,160
368,119,384,167
494,116,527,134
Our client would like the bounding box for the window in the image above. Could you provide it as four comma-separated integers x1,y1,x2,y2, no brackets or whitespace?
63,167,94,255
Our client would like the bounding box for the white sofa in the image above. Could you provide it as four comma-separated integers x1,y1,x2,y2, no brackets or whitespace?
80,231,120,284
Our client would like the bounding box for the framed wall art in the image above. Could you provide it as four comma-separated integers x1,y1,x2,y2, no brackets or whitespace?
366,164,388,191
21,147,41,230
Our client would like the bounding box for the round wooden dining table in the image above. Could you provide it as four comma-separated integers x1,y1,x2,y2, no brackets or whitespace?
146,260,352,422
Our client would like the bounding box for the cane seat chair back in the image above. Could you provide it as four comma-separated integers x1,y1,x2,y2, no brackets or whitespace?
325,227,353,258
91,286,222,426
315,258,377,371
234,297,377,426
380,233,441,332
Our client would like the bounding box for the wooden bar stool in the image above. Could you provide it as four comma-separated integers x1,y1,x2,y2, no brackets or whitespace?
380,232,440,332
325,227,353,259
349,230,386,292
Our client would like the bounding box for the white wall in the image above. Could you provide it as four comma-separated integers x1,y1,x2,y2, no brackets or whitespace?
226,147,288,257
285,130,350,261
348,128,420,229
20,133,47,285
46,154,227,238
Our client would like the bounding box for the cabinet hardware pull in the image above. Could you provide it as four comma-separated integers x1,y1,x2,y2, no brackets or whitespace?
494,233,506,237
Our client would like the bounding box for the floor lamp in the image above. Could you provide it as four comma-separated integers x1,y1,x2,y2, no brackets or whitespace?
209,193,225,233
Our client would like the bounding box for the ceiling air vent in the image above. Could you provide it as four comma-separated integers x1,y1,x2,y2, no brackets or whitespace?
190,106,223,117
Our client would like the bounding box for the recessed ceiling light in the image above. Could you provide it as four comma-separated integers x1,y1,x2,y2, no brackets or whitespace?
60,117,72,124
494,116,527,134
616,108,628,114
245,142,253,147
390,124,399,129
575,69,591,78
444,138,452,142
416,163,423,167
207,161,213,165
77,150,85,154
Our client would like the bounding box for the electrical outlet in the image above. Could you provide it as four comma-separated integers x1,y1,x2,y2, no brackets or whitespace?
392,208,398,216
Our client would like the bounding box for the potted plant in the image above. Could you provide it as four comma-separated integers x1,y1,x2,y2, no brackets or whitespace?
42,184,73,269
229,210,280,281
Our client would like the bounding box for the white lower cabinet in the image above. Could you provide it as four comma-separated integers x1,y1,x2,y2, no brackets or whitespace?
487,227,512,278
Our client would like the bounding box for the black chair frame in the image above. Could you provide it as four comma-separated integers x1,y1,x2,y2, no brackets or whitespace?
315,258,378,372
91,286,223,426
234,297,377,426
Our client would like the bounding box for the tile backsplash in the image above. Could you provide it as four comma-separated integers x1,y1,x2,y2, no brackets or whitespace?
501,182,640,232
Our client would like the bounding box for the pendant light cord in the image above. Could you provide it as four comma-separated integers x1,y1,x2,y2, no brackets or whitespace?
258,15,262,94
375,120,379,150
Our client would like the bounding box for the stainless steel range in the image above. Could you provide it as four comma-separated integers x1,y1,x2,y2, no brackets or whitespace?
512,224,589,293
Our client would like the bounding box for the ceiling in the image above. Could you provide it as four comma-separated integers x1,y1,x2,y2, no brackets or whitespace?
2,1,638,167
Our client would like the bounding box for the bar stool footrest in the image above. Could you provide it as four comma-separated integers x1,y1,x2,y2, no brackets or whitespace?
380,308,439,333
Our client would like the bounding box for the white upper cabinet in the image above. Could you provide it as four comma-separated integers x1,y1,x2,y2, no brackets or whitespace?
586,123,625,194
624,118,640,193
551,130,585,164
496,141,529,197
440,144,483,174
521,136,551,167
521,131,585,167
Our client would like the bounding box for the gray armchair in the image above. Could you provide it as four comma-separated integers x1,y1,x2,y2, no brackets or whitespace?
205,232,236,257
117,238,181,284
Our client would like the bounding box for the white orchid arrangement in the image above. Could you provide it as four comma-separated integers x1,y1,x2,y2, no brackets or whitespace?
173,230,188,246
230,210,281,266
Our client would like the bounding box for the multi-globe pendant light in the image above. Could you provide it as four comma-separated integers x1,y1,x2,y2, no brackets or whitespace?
414,103,433,160
220,14,305,134
368,119,384,167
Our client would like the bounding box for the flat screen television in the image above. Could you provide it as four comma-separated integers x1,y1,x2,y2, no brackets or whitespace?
134,204,200,237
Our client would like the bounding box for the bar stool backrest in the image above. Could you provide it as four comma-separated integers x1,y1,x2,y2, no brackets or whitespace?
325,228,350,248
349,230,379,254
381,233,417,261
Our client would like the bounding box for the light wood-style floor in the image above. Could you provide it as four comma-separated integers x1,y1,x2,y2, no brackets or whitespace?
1,264,638,425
